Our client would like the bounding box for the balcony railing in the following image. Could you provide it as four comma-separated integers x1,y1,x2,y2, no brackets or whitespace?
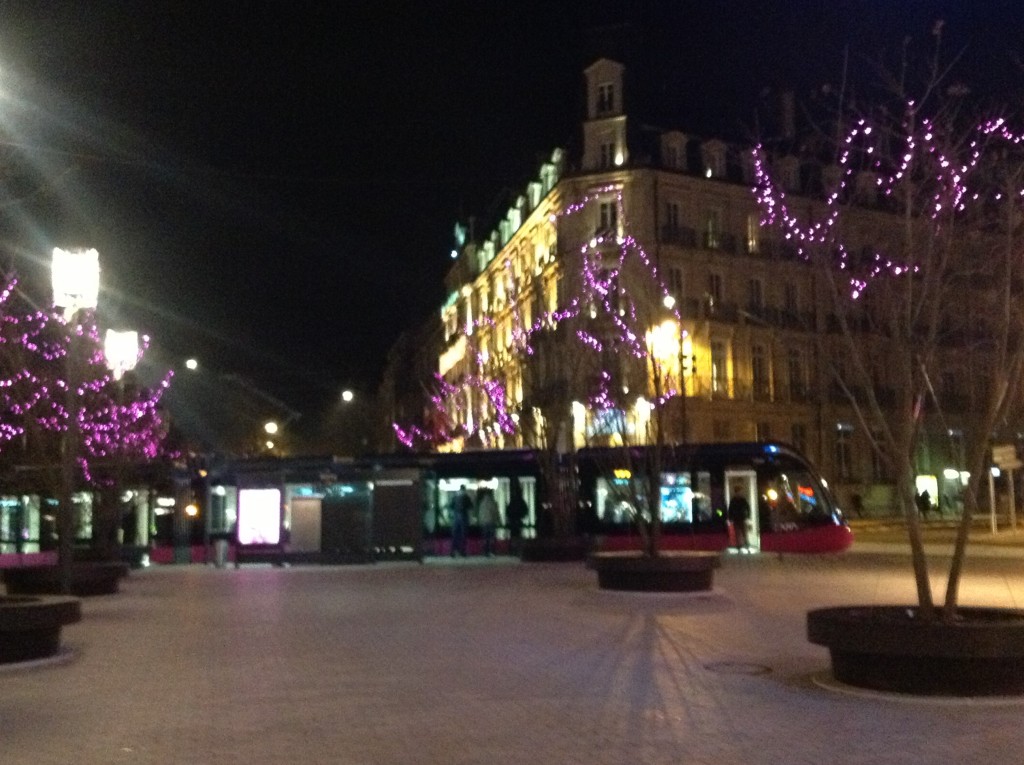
659,225,698,247
701,231,738,254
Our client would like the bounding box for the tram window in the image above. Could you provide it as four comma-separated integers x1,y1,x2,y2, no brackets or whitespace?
660,473,693,523
595,477,635,523
693,471,713,522
762,470,831,524
598,473,705,525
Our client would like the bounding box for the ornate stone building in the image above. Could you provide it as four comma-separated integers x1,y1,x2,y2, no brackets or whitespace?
417,57,1010,516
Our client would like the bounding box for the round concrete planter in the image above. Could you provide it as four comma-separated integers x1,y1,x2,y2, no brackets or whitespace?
589,550,721,592
3,562,129,597
519,537,589,562
807,605,1024,696
0,595,81,663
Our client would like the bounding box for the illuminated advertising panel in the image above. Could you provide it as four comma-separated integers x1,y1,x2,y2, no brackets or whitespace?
238,488,282,545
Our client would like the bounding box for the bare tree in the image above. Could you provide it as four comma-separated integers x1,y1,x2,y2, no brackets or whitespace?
753,32,1024,619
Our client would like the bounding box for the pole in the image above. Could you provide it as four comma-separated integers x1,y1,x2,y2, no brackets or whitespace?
989,469,997,534
57,317,81,594
57,429,75,594
1010,469,1017,531
677,324,688,443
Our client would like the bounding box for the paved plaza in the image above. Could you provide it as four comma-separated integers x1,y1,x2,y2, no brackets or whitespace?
5,546,1024,765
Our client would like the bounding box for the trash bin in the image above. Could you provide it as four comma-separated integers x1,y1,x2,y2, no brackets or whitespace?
213,539,229,568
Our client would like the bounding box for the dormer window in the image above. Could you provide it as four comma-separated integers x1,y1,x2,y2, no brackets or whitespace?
740,151,757,184
702,140,727,179
527,181,542,209
822,164,843,195
855,170,878,205
660,132,688,171
776,156,800,192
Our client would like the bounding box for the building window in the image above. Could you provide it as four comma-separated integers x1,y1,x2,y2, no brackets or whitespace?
747,278,764,312
493,273,505,308
788,349,806,400
746,214,760,253
703,209,722,249
443,307,458,341
546,275,559,314
665,201,681,231
751,343,769,399
599,201,618,236
711,340,728,396
784,283,799,314
599,142,616,169
478,333,490,364
791,423,807,454
746,213,760,254
756,422,772,441
713,419,731,440
835,422,854,480
597,82,615,114
707,272,723,305
667,267,683,301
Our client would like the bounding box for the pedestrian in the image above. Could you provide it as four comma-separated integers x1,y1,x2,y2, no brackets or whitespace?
450,485,472,557
477,487,499,557
851,492,865,519
727,483,751,552
506,479,528,555
916,489,931,520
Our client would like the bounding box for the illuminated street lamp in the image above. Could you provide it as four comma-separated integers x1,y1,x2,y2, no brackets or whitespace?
51,247,100,319
264,420,279,435
104,329,139,381
341,389,354,403
185,358,199,371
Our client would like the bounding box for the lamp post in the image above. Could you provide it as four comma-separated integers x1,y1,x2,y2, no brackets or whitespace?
103,329,139,558
659,295,693,444
51,247,100,593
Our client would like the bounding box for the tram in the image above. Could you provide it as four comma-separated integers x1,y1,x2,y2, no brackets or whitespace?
575,442,852,554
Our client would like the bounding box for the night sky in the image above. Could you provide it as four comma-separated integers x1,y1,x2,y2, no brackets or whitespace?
0,1,1015,420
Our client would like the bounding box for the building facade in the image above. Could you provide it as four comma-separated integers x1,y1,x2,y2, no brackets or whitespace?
419,57,1013,517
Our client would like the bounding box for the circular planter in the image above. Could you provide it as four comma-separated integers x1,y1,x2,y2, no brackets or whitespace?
589,550,721,592
0,595,81,663
807,605,1024,696
519,536,589,562
3,562,130,597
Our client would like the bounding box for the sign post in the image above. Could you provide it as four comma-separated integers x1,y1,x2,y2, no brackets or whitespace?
991,445,1023,532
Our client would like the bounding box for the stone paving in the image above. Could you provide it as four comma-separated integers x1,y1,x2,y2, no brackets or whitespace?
5,546,1024,765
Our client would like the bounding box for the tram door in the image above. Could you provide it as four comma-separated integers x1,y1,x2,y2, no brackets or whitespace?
724,468,760,552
